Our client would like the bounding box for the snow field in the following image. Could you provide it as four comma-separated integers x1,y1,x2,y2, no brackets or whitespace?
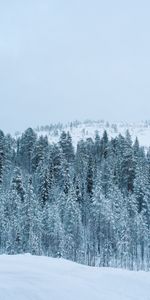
0,255,150,300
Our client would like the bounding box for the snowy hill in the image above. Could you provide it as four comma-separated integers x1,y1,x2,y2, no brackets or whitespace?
16,120,150,149
0,255,150,300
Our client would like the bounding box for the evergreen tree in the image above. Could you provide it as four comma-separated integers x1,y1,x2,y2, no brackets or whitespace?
0,130,5,185
18,128,37,173
64,185,82,261
59,131,75,163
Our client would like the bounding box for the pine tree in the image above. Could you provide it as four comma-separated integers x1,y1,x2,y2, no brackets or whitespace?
0,130,5,185
64,185,82,261
23,177,42,255
59,131,75,163
18,128,37,173
42,202,64,257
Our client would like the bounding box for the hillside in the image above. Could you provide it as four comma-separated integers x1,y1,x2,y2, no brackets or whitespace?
28,120,150,149
0,255,150,300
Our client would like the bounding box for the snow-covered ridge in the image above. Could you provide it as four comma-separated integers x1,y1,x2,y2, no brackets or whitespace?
0,254,149,300
15,120,150,148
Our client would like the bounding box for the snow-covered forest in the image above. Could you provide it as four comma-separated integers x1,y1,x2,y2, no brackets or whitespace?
0,127,150,270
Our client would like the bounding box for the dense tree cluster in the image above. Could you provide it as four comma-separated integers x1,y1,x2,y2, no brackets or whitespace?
0,127,150,270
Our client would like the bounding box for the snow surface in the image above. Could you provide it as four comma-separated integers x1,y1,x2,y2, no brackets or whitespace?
0,254,150,300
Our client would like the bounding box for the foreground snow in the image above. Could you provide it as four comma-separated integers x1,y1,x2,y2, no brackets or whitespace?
0,255,150,300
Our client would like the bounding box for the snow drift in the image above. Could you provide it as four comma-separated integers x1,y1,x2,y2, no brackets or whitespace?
0,254,150,300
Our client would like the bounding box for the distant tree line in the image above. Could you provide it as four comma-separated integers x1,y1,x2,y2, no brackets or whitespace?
0,127,150,270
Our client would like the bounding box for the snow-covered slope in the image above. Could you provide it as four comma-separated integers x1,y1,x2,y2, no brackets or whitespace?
0,254,150,300
30,120,150,149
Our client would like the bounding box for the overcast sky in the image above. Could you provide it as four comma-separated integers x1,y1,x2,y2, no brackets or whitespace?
0,0,150,133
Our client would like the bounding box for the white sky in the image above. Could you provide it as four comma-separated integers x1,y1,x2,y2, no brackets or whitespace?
0,0,150,133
